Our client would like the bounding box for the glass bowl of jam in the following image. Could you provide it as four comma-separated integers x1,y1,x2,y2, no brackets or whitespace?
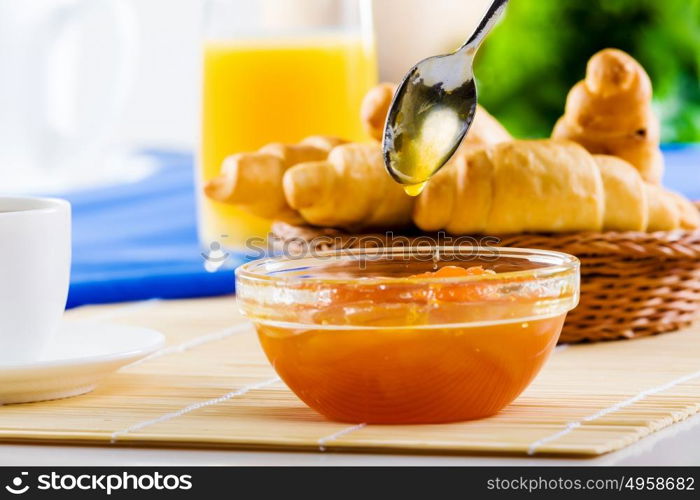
236,246,579,424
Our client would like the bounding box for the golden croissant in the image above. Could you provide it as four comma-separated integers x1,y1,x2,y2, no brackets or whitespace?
414,140,698,234
283,143,414,229
204,135,347,221
552,48,663,184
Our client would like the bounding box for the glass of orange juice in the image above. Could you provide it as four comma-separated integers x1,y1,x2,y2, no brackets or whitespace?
199,0,377,252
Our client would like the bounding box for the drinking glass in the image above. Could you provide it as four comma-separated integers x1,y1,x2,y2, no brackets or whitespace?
198,0,377,252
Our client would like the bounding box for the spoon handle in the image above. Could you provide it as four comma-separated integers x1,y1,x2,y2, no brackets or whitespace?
462,0,509,51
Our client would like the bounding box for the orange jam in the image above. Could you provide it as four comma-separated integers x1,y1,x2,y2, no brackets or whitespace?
254,265,566,424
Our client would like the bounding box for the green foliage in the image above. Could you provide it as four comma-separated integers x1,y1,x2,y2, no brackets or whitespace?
473,0,700,142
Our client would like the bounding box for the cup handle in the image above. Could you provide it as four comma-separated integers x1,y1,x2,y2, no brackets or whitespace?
40,0,139,172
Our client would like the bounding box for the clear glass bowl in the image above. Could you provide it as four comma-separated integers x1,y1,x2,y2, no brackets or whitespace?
236,246,579,424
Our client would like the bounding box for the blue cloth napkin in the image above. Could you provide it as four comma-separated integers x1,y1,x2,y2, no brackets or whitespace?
64,150,245,308
62,145,700,309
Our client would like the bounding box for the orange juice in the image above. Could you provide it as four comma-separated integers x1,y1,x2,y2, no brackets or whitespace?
198,35,377,249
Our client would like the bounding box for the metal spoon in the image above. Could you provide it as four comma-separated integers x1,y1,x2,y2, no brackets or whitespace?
382,0,509,195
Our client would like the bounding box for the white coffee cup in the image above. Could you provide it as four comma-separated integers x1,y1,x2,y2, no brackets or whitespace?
0,197,71,364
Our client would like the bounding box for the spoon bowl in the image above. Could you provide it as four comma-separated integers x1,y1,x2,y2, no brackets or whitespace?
383,0,509,193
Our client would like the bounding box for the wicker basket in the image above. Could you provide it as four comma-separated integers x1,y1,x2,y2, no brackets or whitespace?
271,215,700,343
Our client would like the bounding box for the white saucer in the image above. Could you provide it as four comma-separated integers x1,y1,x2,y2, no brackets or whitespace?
0,322,164,405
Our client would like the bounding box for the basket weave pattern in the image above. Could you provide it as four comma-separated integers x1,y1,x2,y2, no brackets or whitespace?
495,231,700,342
271,211,700,343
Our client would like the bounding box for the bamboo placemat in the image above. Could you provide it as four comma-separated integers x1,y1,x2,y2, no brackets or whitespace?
1,296,700,456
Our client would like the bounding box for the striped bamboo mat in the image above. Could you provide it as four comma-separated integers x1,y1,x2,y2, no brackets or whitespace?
1,296,699,456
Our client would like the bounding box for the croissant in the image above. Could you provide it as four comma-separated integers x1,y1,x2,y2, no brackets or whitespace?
361,82,511,146
667,190,700,230
414,140,698,234
593,154,647,231
204,136,346,220
552,49,663,184
360,83,396,142
283,143,415,229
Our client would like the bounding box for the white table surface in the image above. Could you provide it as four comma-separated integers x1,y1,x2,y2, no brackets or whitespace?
3,412,700,466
